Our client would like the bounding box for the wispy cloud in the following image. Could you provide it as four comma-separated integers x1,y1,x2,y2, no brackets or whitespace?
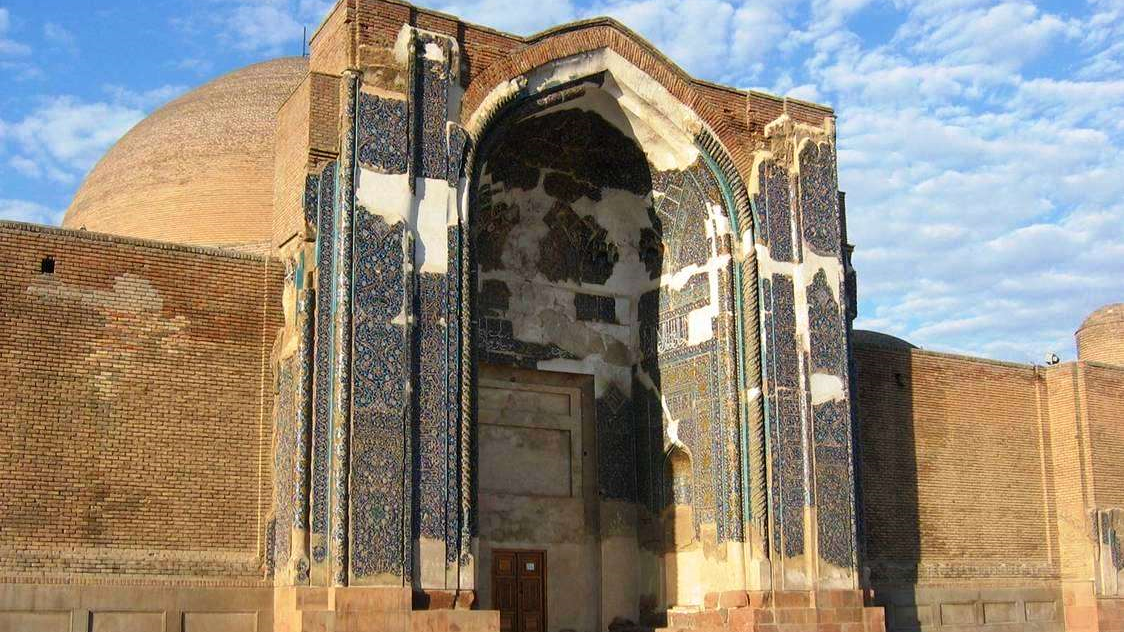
0,199,64,226
0,8,31,57
191,0,337,55
0,97,144,184
103,84,187,110
43,22,77,54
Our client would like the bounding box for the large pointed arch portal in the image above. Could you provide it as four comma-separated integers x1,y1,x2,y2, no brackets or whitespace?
272,12,861,632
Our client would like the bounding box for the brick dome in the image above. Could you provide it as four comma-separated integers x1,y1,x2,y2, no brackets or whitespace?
63,57,308,253
1077,303,1124,365
853,329,917,350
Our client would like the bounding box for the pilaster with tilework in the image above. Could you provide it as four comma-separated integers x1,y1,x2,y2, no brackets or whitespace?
753,112,859,591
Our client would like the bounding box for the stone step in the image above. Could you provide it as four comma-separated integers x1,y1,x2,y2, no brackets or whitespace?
668,608,728,629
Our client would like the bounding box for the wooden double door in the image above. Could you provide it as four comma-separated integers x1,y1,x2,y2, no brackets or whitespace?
492,550,546,632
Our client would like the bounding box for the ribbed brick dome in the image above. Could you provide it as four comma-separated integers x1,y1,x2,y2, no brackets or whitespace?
63,57,308,252
1077,303,1124,366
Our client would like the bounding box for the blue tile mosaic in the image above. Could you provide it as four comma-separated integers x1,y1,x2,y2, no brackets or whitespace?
415,32,452,180
310,161,337,566
415,271,448,541
273,356,297,575
808,269,844,377
295,289,314,532
799,142,840,257
357,92,408,175
350,208,410,579
760,160,794,262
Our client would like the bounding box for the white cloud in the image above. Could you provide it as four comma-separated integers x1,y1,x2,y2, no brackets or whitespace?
8,155,41,178
43,22,77,53
0,8,31,57
206,0,339,54
789,0,1124,362
1,97,144,184
596,0,739,78
897,1,1076,70
172,57,215,75
0,199,64,225
435,0,578,35
104,84,187,110
224,0,303,53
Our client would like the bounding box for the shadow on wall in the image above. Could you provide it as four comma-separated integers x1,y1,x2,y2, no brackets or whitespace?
853,333,921,632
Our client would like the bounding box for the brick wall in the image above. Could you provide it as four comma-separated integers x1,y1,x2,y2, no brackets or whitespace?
855,344,1058,582
310,73,341,156
310,0,354,76
0,221,282,579
1043,363,1095,580
1085,362,1124,509
274,77,313,249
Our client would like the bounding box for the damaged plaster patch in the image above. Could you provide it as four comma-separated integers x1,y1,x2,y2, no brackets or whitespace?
411,177,453,274
356,169,412,223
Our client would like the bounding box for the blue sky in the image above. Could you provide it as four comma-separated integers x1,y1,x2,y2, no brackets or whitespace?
1,0,1121,362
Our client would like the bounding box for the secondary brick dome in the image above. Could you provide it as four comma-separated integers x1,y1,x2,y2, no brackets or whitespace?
62,57,308,253
1077,303,1124,365
853,329,917,350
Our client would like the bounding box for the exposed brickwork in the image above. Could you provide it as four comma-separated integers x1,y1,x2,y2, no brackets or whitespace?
1042,362,1096,580
1085,363,1124,509
273,71,340,249
855,344,1057,581
274,76,314,248
0,222,282,578
667,590,885,632
310,73,342,156
310,0,355,75
459,23,765,184
854,340,1124,630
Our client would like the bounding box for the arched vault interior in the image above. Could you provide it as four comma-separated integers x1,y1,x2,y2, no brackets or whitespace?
470,67,750,621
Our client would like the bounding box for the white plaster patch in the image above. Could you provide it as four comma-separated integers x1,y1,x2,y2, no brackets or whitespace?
687,304,718,346
466,77,524,132
711,209,732,239
412,177,451,273
809,373,844,404
394,24,456,65
418,537,447,588
665,418,681,447
802,252,845,303
578,188,658,295
423,41,445,62
356,169,412,222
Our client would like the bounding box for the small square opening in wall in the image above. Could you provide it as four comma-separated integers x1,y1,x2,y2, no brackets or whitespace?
40,256,55,274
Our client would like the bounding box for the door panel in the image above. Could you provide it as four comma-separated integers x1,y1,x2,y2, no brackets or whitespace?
494,551,518,632
518,551,545,632
492,550,546,632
